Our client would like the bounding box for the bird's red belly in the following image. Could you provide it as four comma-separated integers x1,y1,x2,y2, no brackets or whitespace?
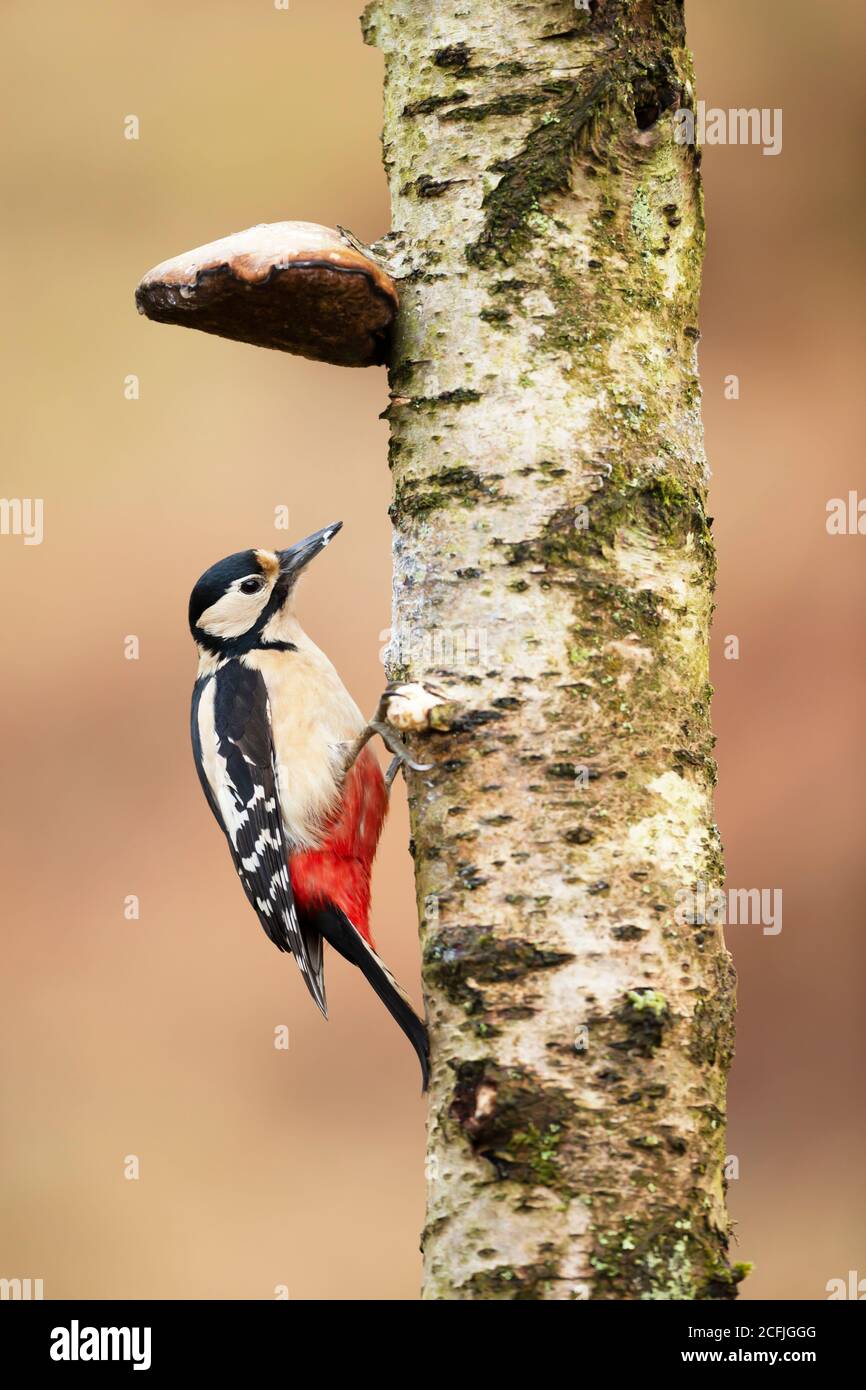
288,745,388,945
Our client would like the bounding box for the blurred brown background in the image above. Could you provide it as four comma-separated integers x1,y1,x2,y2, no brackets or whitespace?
1,0,863,1300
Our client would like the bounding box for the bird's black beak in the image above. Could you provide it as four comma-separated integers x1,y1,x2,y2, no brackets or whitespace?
277,522,342,577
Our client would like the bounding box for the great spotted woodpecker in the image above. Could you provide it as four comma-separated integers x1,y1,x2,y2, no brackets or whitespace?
188,522,429,1089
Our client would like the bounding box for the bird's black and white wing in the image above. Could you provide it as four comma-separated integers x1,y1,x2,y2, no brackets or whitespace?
191,661,327,1015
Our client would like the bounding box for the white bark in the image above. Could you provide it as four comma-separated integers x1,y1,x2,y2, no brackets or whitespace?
364,0,740,1301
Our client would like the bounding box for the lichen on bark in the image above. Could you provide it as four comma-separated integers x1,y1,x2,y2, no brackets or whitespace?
363,0,739,1301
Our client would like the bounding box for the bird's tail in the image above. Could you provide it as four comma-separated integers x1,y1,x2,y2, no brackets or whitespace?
309,905,429,1092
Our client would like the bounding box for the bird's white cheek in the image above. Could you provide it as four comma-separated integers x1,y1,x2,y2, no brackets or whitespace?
197,589,270,639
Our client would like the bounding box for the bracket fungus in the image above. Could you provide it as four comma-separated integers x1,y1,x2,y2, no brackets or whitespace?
135,221,398,367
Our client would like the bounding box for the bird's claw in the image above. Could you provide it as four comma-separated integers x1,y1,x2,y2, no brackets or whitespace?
369,720,433,774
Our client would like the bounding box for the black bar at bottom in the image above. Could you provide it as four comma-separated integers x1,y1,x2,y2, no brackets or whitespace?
1,1297,858,1373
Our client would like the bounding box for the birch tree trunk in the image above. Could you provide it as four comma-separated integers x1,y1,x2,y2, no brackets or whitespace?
363,0,741,1301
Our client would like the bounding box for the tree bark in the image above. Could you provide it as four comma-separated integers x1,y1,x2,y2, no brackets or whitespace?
363,0,740,1301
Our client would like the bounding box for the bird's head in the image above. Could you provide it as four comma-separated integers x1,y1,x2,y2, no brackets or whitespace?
188,521,342,654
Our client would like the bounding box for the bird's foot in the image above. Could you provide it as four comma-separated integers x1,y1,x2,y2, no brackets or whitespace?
374,682,448,734
372,681,454,777
344,683,448,782
367,719,431,774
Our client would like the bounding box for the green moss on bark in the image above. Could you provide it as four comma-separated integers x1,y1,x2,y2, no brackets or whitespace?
450,1060,572,1187
461,1262,560,1300
614,989,672,1057
502,474,714,575
391,465,505,521
591,1210,748,1302
424,928,573,1014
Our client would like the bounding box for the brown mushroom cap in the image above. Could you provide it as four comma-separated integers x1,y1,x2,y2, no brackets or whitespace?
135,221,398,368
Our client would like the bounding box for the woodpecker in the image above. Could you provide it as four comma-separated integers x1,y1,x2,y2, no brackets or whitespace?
188,522,429,1089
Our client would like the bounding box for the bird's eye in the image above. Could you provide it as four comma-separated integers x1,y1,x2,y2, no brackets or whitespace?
240,577,264,595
